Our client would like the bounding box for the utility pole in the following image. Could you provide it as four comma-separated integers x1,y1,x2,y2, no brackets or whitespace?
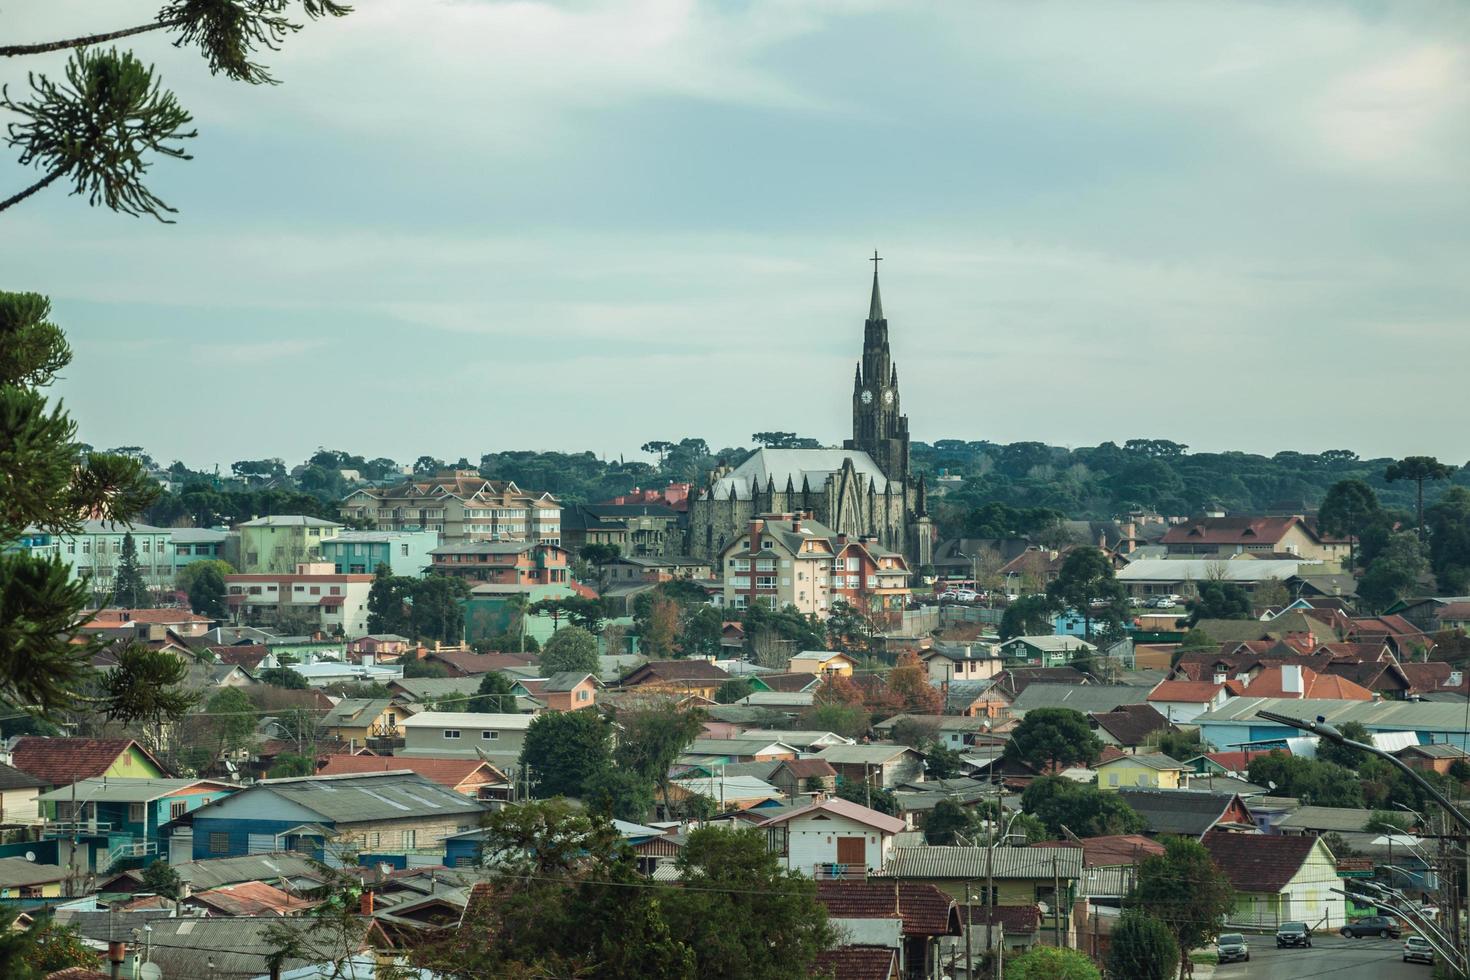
987,824,997,980
964,878,974,980
1053,852,1062,947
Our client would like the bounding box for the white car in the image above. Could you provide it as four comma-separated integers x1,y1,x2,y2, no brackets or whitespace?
954,589,979,602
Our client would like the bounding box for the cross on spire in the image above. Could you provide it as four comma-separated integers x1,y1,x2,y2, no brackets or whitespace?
868,250,884,321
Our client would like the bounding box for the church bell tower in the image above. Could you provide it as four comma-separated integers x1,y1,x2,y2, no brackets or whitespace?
847,252,911,486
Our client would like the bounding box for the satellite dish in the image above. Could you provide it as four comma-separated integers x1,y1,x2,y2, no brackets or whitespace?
23,852,35,862
140,963,163,980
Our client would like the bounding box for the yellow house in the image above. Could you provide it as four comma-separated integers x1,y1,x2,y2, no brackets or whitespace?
1095,753,1185,791
322,699,406,744
788,650,856,676
0,857,65,899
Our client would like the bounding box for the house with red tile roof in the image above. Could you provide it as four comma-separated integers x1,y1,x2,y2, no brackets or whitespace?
1031,833,1165,870
621,659,731,700
1202,828,1344,928
812,945,900,980
816,880,960,979
1227,664,1374,701
1185,749,1282,778
182,879,320,917
1162,515,1349,567
7,737,167,792
1146,680,1233,723
84,608,214,636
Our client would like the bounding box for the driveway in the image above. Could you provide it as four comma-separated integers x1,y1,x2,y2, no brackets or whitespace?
1211,934,1433,980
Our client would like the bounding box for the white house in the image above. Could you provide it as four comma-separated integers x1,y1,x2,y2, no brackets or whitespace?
398,712,536,758
758,797,906,877
1202,829,1345,928
0,763,43,826
1145,679,1232,724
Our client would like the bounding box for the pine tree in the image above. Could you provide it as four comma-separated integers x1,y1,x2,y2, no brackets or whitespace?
0,291,192,725
114,532,150,608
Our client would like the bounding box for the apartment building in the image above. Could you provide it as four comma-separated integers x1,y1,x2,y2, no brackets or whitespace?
53,521,176,593
429,541,570,586
718,515,912,617
236,515,343,574
223,562,374,637
340,470,560,545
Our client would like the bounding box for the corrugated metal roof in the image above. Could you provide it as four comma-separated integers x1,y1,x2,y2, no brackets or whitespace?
880,846,1084,880
1194,696,1470,732
240,771,486,824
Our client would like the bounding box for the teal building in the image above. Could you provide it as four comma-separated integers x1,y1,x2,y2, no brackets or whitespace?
320,530,439,577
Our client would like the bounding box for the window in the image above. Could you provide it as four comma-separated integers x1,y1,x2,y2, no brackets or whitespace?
1108,773,1119,787
755,576,776,589
128,803,145,822
730,558,750,571
481,730,498,740
455,855,475,868
310,586,320,595
170,801,187,819
176,544,191,556
755,559,775,572
210,832,229,854
761,540,774,550
330,587,341,595
578,690,590,702
401,544,410,556
402,830,417,848
444,729,461,739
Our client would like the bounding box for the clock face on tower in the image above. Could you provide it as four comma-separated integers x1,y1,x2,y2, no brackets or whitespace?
860,389,873,405
882,388,894,406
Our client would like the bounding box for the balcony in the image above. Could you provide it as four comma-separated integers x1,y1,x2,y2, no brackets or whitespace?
812,863,867,880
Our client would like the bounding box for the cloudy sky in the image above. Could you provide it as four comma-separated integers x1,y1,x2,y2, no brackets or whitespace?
3,0,1468,470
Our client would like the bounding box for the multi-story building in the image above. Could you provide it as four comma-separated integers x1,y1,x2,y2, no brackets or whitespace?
339,470,561,546
223,562,374,637
1161,515,1350,568
236,515,343,574
319,529,439,577
171,527,234,572
53,521,175,594
428,541,569,586
717,515,911,617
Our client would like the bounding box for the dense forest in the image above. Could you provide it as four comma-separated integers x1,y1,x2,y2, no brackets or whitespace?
132,437,1469,538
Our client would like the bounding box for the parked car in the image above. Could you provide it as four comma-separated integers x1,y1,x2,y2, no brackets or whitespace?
1276,921,1312,948
1146,596,1177,609
954,589,979,602
1403,935,1434,964
937,591,959,601
1216,933,1249,963
1342,916,1400,939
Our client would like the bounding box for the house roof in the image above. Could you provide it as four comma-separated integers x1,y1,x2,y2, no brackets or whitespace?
1275,806,1375,833
756,672,824,693
0,856,67,886
222,771,486,825
237,515,341,527
1193,750,1279,772
1008,684,1142,716
1031,834,1165,867
425,650,537,675
8,737,163,787
684,738,798,757
623,659,731,684
707,448,891,499
816,881,962,936
317,755,503,788
1398,743,1470,759
398,711,535,730
1161,516,1322,547
880,846,1084,880
1000,635,1097,653
322,698,395,726
1202,828,1324,892
1097,753,1184,772
817,744,921,766
813,946,901,980
1146,680,1227,704
961,903,1043,933
39,778,232,804
1232,666,1374,701
1089,704,1172,746
776,758,837,779
758,796,906,834
0,761,45,791
1118,559,1309,584
543,671,595,692
1115,789,1247,836
188,880,318,916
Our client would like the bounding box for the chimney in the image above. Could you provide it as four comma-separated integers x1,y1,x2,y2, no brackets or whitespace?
1282,663,1304,696
108,941,127,980
791,518,801,533
1212,669,1226,686
360,890,375,915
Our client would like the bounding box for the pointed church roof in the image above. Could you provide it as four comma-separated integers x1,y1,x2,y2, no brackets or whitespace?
868,260,884,321
709,449,890,500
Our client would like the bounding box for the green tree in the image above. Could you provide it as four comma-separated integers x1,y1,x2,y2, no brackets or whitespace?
187,560,228,619
175,557,234,592
467,671,517,713
834,779,900,816
1314,720,1372,769
1246,751,1365,807
715,677,755,703
924,743,965,780
203,687,258,758
521,709,613,799
258,666,309,689
662,827,835,980
19,916,98,977
401,658,447,679
99,643,199,745
1107,911,1178,980
1426,487,1470,593
541,626,600,675
1385,456,1456,539
1151,729,1202,761
582,768,656,823
140,859,183,899
924,798,979,844
113,532,151,608
409,575,471,644
802,701,870,741
1190,581,1251,623
680,604,725,658
1358,532,1430,612
613,698,705,816
1005,708,1102,771
1046,548,1126,639
365,564,413,636
1004,946,1100,980
1318,478,1381,570
1129,837,1235,979
1364,810,1413,834
1020,777,1146,837
999,594,1057,640
268,753,314,778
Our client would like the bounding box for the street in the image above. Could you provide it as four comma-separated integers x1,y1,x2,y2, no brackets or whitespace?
1211,934,1433,980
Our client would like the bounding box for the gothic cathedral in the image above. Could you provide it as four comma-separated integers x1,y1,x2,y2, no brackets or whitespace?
687,257,933,568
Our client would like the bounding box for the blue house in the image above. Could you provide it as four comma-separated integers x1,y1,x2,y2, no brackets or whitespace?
188,771,487,864
320,530,440,577
172,527,233,569
1193,697,1470,754
40,778,237,876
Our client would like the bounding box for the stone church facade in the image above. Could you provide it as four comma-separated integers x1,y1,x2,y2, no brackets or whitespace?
687,261,934,568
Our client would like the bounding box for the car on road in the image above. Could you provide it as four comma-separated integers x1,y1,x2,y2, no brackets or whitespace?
953,589,979,602
1341,915,1400,939
1215,933,1249,963
1276,921,1312,948
1403,935,1434,964
1146,595,1179,609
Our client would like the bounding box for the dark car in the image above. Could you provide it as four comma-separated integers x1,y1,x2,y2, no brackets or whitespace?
1216,933,1249,963
1341,916,1400,939
1403,935,1434,964
1276,921,1312,948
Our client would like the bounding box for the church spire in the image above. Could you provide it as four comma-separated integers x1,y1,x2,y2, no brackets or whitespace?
868,250,884,322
